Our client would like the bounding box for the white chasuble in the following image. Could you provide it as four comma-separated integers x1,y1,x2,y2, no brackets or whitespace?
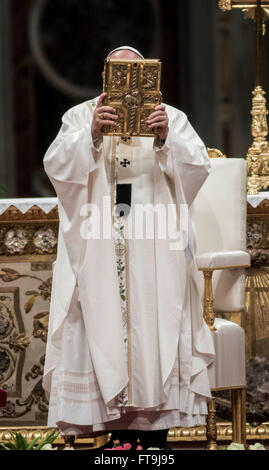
42,96,215,435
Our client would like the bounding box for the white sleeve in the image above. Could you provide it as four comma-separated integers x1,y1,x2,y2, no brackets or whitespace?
43,105,102,187
155,109,211,206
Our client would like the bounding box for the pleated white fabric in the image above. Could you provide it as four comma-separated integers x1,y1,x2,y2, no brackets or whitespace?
42,96,215,436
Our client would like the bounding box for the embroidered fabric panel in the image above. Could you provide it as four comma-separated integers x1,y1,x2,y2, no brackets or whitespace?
112,138,130,408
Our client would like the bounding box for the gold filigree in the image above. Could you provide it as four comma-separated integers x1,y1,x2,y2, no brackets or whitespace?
218,0,232,11
102,58,162,137
247,86,269,194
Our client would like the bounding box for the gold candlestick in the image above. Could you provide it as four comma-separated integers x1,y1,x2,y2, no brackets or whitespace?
219,0,269,194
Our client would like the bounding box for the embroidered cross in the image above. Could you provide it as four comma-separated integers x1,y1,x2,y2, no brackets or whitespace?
120,158,130,168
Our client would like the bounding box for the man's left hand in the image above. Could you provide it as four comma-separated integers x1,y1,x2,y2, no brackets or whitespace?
146,104,169,141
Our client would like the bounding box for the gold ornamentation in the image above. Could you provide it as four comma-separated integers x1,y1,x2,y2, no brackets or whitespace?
245,267,269,358
7,332,31,352
102,58,162,137
0,205,58,259
4,229,28,254
207,147,227,158
218,0,232,11
1,422,268,447
206,394,217,450
0,224,58,259
231,388,247,446
218,1,269,194
0,290,28,389
247,86,269,194
243,7,256,21
202,270,216,331
33,312,49,342
0,205,58,223
33,228,57,253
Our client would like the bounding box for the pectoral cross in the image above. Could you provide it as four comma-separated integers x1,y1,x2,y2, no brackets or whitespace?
120,158,130,168
219,0,269,194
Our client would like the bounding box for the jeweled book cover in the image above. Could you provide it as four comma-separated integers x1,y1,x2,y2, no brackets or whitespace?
102,58,162,137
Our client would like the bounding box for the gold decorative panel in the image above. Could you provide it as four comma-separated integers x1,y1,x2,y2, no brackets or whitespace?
0,205,55,426
102,58,162,137
0,261,53,426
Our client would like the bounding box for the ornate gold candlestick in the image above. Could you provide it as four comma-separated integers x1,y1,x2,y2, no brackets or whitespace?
219,0,269,194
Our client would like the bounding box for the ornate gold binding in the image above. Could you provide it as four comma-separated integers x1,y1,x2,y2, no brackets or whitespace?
102,58,162,137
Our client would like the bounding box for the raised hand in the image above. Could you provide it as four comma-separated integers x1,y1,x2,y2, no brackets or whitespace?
146,104,169,141
91,92,118,139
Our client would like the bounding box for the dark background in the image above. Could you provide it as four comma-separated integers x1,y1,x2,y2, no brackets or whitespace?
0,0,267,197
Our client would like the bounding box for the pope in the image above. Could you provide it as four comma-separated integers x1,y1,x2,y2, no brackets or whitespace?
42,45,215,450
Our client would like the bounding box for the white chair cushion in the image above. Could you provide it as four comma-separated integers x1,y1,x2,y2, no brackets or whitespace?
208,318,246,389
196,250,250,270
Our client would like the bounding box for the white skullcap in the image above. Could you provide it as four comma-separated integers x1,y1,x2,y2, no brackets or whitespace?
106,46,144,59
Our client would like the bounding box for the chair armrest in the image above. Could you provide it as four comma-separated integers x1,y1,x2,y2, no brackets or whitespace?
196,250,251,270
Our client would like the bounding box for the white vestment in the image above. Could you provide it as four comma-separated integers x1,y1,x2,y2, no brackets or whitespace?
42,96,215,436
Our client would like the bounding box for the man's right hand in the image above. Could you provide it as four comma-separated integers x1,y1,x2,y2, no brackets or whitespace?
91,92,118,140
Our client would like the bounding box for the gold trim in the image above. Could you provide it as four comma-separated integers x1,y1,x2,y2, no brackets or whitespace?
168,423,269,441
207,147,227,158
211,385,246,392
0,205,58,224
0,254,55,263
1,424,269,444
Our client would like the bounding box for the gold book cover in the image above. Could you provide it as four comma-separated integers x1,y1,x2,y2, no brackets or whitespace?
102,58,162,137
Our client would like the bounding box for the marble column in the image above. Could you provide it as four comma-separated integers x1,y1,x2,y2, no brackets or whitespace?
0,0,15,197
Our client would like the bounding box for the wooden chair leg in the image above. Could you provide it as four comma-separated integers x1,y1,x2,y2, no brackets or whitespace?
206,393,217,450
231,387,246,447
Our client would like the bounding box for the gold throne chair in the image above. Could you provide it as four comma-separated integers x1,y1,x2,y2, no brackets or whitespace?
193,151,251,449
